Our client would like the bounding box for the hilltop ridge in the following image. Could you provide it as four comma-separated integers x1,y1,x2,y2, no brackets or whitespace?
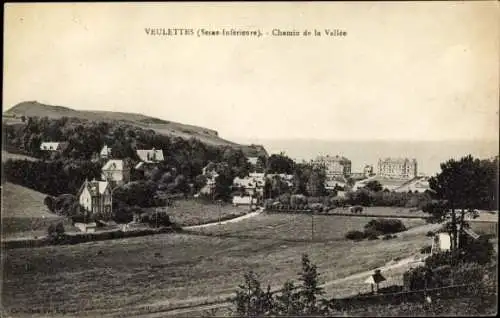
3,101,268,157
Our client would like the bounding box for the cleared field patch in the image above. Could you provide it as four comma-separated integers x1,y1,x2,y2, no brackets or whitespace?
149,200,249,226
1,150,38,162
1,182,72,239
2,213,430,316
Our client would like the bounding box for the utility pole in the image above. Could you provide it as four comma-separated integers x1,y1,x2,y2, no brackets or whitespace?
311,212,314,241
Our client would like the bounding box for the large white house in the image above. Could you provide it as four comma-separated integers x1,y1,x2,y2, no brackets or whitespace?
101,159,130,186
78,179,112,218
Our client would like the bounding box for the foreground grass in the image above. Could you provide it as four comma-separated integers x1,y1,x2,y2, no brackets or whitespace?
2,214,429,316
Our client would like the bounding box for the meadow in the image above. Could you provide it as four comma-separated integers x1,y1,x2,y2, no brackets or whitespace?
146,199,249,227
2,213,430,317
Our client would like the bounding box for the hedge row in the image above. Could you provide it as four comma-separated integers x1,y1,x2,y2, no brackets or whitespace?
2,226,182,249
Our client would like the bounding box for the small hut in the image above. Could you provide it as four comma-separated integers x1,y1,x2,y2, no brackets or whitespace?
364,269,386,294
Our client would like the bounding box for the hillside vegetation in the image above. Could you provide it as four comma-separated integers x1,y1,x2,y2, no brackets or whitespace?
3,101,267,156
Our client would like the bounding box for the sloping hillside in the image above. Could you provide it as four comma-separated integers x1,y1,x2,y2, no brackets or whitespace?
1,182,74,239
4,101,268,157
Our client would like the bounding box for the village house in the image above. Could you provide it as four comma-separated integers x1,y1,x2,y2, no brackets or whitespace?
100,144,112,159
431,226,480,255
77,178,112,218
233,173,265,196
101,159,130,187
266,173,294,187
247,156,259,166
136,148,164,163
40,141,69,152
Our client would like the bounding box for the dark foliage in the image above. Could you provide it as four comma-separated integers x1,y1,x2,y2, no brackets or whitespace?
364,218,407,234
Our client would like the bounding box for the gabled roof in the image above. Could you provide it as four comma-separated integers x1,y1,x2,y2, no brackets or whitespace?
100,144,112,156
364,271,386,285
136,149,164,162
102,159,125,171
247,157,259,165
40,142,68,151
79,179,110,197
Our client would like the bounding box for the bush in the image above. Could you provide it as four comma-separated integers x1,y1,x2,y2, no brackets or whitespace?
382,234,397,240
426,231,435,237
363,228,382,240
420,245,432,254
364,218,407,234
462,237,494,265
345,230,366,241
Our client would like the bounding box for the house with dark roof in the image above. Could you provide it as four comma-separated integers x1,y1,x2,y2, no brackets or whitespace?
136,148,164,163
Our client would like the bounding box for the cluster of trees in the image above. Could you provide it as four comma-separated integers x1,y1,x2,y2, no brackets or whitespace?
234,254,333,317
3,159,102,196
424,155,498,251
404,235,494,291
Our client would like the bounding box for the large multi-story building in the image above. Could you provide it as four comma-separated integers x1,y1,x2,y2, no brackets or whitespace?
377,158,418,180
313,155,352,180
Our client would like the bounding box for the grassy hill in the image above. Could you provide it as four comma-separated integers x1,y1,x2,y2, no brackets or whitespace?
1,182,73,239
3,101,268,157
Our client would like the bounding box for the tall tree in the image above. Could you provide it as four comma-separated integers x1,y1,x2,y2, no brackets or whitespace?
306,168,326,197
429,155,497,250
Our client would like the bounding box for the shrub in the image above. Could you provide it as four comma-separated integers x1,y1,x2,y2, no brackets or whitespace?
345,230,366,241
364,218,407,234
426,231,435,237
363,228,382,240
461,237,494,265
420,245,432,254
382,234,396,240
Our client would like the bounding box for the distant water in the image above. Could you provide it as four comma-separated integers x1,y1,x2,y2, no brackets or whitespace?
235,138,499,176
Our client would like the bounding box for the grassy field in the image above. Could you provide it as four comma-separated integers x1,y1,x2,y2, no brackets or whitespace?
148,200,249,226
2,213,430,316
328,206,430,218
1,182,74,239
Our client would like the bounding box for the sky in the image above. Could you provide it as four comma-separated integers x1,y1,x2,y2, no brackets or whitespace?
3,2,499,143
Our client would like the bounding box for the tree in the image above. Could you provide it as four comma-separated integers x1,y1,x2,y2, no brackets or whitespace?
364,180,383,192
214,168,234,202
306,169,326,197
297,254,324,315
234,271,274,317
267,153,295,174
429,155,497,251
